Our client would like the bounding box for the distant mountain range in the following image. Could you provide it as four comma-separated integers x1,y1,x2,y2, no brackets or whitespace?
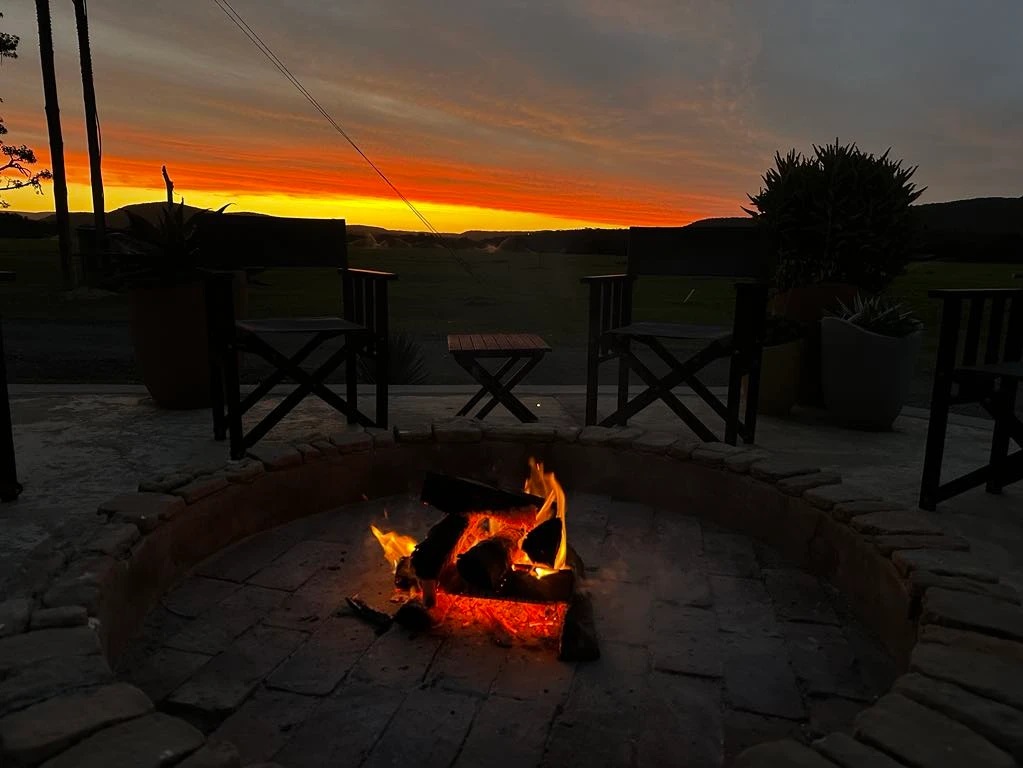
5,195,1023,261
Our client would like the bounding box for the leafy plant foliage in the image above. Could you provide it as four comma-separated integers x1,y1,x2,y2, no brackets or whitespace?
745,140,926,294
358,331,431,385
827,293,923,338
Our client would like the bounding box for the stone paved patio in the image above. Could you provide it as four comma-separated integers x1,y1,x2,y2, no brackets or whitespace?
117,494,896,768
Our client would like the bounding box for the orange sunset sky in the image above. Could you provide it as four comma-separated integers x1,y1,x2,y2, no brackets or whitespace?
2,1,1021,232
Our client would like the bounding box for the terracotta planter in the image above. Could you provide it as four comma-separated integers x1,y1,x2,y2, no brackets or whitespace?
128,273,247,410
743,340,804,418
821,318,922,430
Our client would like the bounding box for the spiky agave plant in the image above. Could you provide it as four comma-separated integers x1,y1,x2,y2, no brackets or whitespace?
826,293,923,338
358,331,431,385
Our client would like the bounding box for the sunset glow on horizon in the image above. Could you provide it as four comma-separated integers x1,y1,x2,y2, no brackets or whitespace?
2,2,1020,232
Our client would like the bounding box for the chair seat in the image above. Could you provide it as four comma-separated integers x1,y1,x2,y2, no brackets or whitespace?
607,321,731,342
236,316,366,335
957,361,1023,381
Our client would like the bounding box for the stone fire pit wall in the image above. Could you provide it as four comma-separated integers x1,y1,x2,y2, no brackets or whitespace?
1,422,1022,767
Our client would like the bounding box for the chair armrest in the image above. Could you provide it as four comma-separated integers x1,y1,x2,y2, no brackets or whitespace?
339,267,398,281
929,288,1023,300
580,273,633,284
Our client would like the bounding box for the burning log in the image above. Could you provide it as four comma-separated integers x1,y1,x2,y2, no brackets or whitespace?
500,569,575,603
559,591,600,662
345,596,392,635
421,472,544,515
522,517,562,567
394,556,417,590
411,513,469,580
394,599,433,632
457,536,516,593
421,580,437,608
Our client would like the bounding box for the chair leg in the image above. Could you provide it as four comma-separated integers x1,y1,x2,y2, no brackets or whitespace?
346,345,359,426
742,345,764,445
223,340,245,461
209,345,227,442
376,338,389,429
616,337,630,426
585,338,600,426
986,379,1017,494
0,314,21,503
919,376,955,511
724,352,745,446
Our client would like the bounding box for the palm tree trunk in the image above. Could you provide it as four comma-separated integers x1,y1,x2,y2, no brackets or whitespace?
34,0,74,287
72,0,105,258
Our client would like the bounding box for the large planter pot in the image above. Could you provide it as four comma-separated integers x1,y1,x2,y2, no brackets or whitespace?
128,273,247,410
771,283,860,407
821,317,922,430
742,340,803,418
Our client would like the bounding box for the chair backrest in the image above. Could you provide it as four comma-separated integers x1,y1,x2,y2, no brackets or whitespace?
931,289,1023,374
194,214,348,269
627,225,770,280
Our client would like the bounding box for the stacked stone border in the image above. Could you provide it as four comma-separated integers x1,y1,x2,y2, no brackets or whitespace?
1,421,1022,767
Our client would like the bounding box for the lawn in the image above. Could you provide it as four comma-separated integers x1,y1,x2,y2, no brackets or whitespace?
0,238,1019,364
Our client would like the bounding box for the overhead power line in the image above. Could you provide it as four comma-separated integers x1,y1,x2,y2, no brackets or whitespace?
209,0,479,279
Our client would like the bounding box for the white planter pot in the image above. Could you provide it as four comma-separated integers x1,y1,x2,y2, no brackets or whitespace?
820,317,922,430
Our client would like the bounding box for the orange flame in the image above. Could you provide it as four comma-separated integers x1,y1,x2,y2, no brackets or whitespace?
370,524,417,570
523,458,568,573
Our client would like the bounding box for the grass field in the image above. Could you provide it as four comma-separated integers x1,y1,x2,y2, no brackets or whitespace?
1,239,1019,366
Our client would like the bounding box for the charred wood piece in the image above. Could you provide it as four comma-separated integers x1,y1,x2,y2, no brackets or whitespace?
499,569,575,603
394,556,417,590
457,536,516,592
421,472,544,515
411,513,469,580
345,596,392,635
522,517,562,567
559,591,600,662
394,599,433,632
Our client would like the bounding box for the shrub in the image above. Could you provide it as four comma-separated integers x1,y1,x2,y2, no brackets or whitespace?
744,140,926,294
358,331,431,385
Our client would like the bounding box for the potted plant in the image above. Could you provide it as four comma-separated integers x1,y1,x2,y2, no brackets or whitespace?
821,294,923,430
742,315,806,417
113,200,237,409
744,140,926,406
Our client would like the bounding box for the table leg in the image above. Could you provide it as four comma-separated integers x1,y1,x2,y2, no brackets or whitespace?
0,313,21,502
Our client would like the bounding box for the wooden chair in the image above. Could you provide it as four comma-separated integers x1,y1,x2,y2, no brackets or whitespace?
201,215,396,460
582,226,770,444
0,271,20,502
919,288,1023,510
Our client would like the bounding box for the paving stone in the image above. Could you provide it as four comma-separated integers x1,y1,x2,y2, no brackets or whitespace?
272,683,405,768
909,571,1020,604
173,475,230,504
221,458,266,484
98,492,186,532
262,569,350,631
830,500,908,522
42,556,121,612
667,438,701,459
589,580,653,645
854,693,1014,768
724,712,805,766
709,575,781,637
691,443,753,466
891,549,999,582
119,647,213,704
485,423,557,442
850,510,946,536
841,621,899,695
541,722,639,768
559,642,649,731
723,635,805,719
247,443,303,469
724,449,771,473
425,634,507,695
433,420,483,442
918,624,1023,661
921,586,1023,642
639,672,724,768
329,431,373,453
631,430,680,453
777,472,843,496
294,443,324,462
814,731,905,768
754,540,802,569
0,597,32,637
247,540,348,591
606,426,647,447
764,568,839,625
310,439,337,457
197,531,299,583
30,605,88,629
266,616,377,696
0,683,153,764
653,568,713,608
165,625,307,729
38,712,204,768
806,695,868,738
750,459,820,482
0,653,114,716
0,625,102,674
81,523,141,557
732,740,834,768
576,425,617,446
894,672,1023,761
177,739,241,768
782,623,871,701
803,484,882,511
453,695,558,768
362,687,478,768
138,471,192,493
349,628,443,689
650,604,722,678
491,645,575,702
211,688,320,766
910,642,1023,710
702,530,761,578
163,577,242,618
366,426,396,448
870,534,970,556
165,586,287,655
394,425,433,442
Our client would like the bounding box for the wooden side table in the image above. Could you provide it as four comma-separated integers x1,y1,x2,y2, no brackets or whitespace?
0,271,20,502
448,333,551,422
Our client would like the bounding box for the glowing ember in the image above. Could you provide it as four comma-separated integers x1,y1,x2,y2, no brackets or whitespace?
432,591,568,644
370,524,416,570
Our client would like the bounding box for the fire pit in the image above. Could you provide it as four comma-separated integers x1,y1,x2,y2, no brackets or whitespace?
357,460,597,660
